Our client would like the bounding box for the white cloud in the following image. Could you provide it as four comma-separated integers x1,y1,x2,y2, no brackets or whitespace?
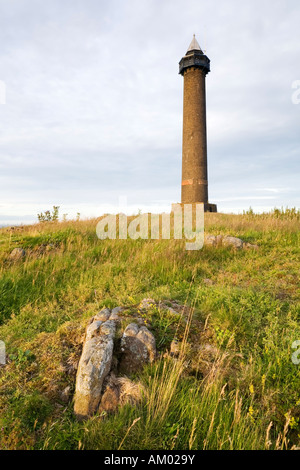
0,0,299,224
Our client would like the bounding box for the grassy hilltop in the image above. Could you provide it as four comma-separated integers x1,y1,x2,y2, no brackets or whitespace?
0,209,299,450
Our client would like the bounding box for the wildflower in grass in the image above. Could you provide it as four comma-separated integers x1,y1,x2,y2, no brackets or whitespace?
249,384,254,395
285,413,299,430
261,374,266,392
290,417,298,430
248,406,255,424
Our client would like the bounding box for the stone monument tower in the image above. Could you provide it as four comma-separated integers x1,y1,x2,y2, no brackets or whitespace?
179,35,217,212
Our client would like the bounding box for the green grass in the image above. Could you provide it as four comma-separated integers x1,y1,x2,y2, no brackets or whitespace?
0,210,299,450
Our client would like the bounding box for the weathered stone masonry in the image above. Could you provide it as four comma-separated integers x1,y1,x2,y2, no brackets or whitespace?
179,35,217,213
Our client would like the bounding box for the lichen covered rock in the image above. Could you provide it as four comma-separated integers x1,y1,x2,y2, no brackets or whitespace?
9,248,26,260
74,315,116,420
222,236,244,249
119,323,156,374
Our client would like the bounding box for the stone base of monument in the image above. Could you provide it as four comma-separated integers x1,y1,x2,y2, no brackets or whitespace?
171,202,217,213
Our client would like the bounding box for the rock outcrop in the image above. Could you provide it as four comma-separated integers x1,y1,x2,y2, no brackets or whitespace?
74,311,117,420
73,296,237,421
222,236,244,249
119,323,156,375
9,248,26,260
204,235,217,247
74,307,156,420
204,234,258,250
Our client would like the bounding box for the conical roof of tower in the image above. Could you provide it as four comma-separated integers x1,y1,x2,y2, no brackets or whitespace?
187,34,202,53
179,34,210,75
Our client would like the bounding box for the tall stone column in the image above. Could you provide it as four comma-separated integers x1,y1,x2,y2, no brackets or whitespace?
179,35,217,213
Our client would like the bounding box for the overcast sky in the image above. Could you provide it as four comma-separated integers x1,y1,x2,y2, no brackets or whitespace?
0,0,299,224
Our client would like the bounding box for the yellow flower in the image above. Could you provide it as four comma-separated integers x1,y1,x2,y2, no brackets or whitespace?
249,384,254,395
248,406,255,423
285,414,299,430
290,417,298,429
